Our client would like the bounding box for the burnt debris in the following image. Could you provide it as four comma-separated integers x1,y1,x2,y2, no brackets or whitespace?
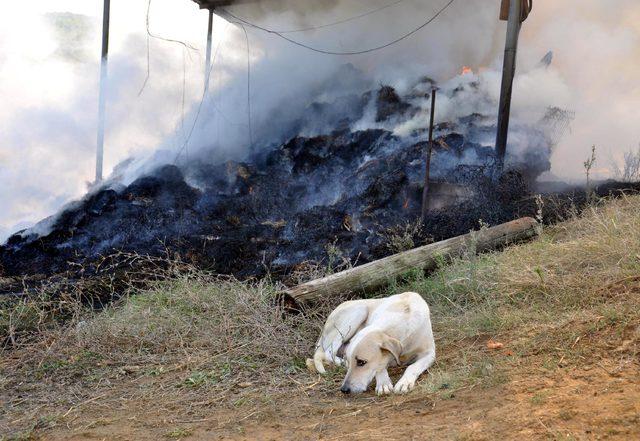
2,81,625,289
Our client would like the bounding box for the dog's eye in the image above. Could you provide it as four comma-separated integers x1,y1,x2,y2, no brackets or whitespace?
356,358,367,367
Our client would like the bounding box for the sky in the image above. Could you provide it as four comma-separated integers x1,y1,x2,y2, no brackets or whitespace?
0,0,638,242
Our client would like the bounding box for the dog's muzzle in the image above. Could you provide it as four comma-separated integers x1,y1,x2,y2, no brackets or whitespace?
340,385,351,394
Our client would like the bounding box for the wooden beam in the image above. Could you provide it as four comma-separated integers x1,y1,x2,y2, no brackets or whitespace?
284,217,539,304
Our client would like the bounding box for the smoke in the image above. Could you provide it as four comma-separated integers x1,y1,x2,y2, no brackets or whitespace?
0,1,216,241
1,0,639,242
517,0,640,180
169,0,638,176
140,0,502,164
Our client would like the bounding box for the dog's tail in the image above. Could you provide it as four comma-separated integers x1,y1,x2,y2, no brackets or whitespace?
306,348,327,374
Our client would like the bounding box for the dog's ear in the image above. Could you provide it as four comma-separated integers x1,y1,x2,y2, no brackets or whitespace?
380,335,403,366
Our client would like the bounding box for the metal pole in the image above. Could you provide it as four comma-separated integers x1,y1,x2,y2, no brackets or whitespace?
95,0,110,183
495,0,523,174
422,88,437,220
204,8,214,92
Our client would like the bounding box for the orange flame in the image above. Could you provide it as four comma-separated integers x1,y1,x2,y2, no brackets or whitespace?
461,66,473,75
403,199,409,209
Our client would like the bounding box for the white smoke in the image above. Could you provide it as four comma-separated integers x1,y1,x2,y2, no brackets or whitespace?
1,0,639,242
518,0,640,179
0,0,221,241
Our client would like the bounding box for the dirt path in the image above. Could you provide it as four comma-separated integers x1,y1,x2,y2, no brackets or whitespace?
40,357,639,441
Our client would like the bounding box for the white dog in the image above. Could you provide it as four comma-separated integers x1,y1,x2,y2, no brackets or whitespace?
307,292,436,395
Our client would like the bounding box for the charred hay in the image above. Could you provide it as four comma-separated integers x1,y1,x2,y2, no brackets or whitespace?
2,83,639,302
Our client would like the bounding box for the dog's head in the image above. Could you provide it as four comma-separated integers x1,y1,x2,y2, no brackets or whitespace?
340,328,402,394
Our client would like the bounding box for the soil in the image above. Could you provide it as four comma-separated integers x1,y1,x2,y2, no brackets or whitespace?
30,356,639,440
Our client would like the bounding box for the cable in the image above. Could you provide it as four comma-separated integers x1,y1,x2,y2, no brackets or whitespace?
144,0,198,51
230,0,407,34
139,0,199,96
173,25,228,163
220,0,456,56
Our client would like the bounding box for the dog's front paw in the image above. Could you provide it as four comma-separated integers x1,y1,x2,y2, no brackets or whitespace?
376,381,393,396
305,358,317,373
306,358,326,374
393,378,416,394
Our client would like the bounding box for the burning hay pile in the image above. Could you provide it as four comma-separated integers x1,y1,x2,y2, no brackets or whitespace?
0,73,613,294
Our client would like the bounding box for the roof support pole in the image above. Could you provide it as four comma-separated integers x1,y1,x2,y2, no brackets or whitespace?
95,0,110,183
495,0,523,175
204,8,214,92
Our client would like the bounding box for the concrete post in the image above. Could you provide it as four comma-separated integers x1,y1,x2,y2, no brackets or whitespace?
204,8,214,92
95,0,110,183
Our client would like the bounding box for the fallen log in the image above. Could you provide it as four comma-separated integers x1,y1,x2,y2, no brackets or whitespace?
285,217,538,304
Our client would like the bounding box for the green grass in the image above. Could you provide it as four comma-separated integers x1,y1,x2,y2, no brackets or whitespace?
165,427,192,439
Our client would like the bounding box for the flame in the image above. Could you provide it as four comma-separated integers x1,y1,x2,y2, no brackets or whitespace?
249,186,254,195
403,199,409,209
461,66,473,75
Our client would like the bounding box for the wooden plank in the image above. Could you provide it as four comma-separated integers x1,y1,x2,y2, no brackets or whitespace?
284,217,538,304
500,0,510,21
500,0,532,22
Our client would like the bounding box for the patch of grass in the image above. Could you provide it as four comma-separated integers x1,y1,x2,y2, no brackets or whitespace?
0,413,60,441
0,288,84,347
558,409,576,421
530,390,551,406
165,427,192,439
180,363,232,389
379,219,431,254
147,366,167,377
67,276,342,394
33,349,103,381
1,431,37,441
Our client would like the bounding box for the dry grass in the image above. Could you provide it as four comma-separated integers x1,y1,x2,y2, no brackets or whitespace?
0,274,348,439
2,195,640,439
379,218,430,254
73,275,342,392
398,194,640,396
1,284,85,347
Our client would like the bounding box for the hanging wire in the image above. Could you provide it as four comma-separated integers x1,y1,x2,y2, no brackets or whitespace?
173,23,229,163
230,0,408,34
139,0,199,96
220,0,456,56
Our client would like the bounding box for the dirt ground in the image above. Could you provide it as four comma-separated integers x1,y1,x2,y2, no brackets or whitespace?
15,354,634,441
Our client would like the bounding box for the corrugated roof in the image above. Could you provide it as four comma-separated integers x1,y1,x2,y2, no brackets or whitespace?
191,0,260,10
